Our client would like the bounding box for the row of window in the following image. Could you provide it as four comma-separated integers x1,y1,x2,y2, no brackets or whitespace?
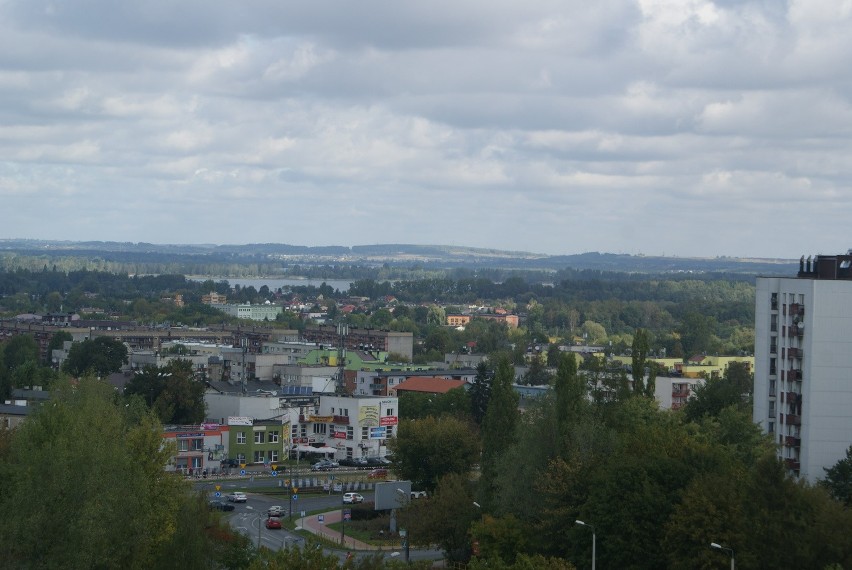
235,430,280,444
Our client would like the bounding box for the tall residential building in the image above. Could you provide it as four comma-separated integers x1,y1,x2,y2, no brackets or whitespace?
754,252,852,482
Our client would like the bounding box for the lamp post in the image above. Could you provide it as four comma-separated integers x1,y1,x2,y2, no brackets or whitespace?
575,520,595,570
397,489,410,563
710,542,735,570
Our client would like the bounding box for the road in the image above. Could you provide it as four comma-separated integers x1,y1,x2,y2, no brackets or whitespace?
205,486,443,564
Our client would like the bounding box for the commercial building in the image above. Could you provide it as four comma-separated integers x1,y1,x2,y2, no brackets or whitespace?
754,252,852,482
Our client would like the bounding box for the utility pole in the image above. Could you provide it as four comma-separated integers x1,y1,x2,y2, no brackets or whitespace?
336,323,348,395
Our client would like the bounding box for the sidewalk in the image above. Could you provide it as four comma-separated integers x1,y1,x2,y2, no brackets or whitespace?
299,510,385,551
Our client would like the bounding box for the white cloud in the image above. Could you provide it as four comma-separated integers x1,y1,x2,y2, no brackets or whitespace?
1,0,852,257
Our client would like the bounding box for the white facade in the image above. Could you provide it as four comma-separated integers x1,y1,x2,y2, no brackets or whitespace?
291,395,399,460
754,269,852,483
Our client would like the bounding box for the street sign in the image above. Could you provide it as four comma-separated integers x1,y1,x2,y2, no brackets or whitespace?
293,488,298,493
240,469,246,476
343,509,351,521
271,464,277,470
318,514,324,524
215,485,221,491
271,470,278,477
214,491,221,497
292,494,298,501
240,463,246,469
285,479,291,486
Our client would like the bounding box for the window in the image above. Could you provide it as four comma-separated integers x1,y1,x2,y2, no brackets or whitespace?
237,432,246,444
236,453,246,464
331,407,335,414
192,438,204,452
386,408,394,416
385,426,394,438
300,425,307,437
255,431,264,444
313,424,328,435
291,425,299,438
362,427,369,439
342,408,349,416
177,439,189,452
269,450,278,464
192,457,203,469
254,451,264,463
346,426,354,440
268,431,279,443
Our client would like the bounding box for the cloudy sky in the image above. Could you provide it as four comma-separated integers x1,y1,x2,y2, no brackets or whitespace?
1,1,850,259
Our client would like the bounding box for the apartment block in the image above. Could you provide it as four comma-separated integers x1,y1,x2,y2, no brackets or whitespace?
754,252,852,482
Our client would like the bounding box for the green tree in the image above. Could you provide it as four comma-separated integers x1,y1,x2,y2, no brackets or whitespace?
126,361,205,424
409,473,479,562
388,415,480,492
631,328,650,394
821,445,852,507
683,361,753,423
2,334,40,371
0,377,211,569
469,361,492,425
480,357,519,509
63,336,129,377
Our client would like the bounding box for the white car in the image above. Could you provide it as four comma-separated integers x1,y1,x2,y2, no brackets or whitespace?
268,505,284,517
227,492,247,503
343,492,364,504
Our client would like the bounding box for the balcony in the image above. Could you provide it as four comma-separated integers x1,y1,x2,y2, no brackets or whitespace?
787,369,800,382
769,344,777,355
790,323,803,337
333,415,350,425
790,303,804,317
787,347,803,360
786,414,801,426
784,436,801,447
786,392,801,404
785,458,801,471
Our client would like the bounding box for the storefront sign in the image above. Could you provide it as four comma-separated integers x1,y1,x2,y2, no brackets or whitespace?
380,416,398,426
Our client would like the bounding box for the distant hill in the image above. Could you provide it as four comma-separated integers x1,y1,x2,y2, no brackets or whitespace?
0,239,797,276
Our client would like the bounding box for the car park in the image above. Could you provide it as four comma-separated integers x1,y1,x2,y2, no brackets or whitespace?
268,505,284,517
209,499,236,511
343,492,364,504
265,517,282,529
227,492,247,503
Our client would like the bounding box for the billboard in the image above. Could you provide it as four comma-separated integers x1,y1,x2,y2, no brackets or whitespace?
359,405,380,426
374,480,412,511
227,416,253,426
369,426,387,439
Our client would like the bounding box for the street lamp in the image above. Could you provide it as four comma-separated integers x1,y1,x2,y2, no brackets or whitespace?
397,489,410,563
710,542,735,570
575,520,596,570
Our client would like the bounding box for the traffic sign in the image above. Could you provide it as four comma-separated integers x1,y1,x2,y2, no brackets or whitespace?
343,509,351,521
214,491,221,497
240,463,246,469
292,494,298,501
271,464,277,470
215,485,221,491
293,488,298,493
240,469,246,476
318,514,324,523
285,479,291,486
271,470,278,477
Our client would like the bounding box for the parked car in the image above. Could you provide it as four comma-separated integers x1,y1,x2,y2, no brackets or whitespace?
221,459,240,468
339,457,369,468
410,491,428,500
311,459,339,471
366,457,391,467
268,505,284,517
367,468,389,479
209,499,236,511
265,517,282,529
343,492,364,504
227,492,247,503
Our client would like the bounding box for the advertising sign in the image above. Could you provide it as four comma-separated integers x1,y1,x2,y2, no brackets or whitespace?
369,426,387,439
359,405,380,427
227,416,253,426
308,415,334,423
380,416,398,426
333,431,347,439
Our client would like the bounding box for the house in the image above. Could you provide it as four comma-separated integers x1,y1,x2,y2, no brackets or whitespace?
390,377,467,397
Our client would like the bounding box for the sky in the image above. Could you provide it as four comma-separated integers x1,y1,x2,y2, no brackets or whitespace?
1,0,850,259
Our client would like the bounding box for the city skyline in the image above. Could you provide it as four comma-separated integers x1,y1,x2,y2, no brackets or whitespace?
1,1,850,258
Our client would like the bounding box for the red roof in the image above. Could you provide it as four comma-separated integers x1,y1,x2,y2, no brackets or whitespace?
394,377,467,394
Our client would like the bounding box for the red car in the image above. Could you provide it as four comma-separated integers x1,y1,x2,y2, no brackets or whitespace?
265,517,282,529
367,468,388,479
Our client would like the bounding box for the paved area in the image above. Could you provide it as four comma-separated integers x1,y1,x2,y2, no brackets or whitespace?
300,510,381,550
